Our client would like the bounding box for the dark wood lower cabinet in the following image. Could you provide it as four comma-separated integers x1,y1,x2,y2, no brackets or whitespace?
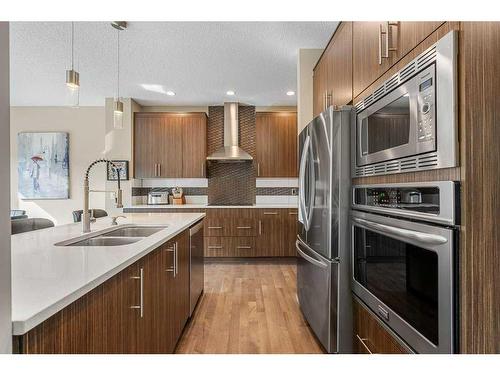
353,298,410,354
14,229,192,354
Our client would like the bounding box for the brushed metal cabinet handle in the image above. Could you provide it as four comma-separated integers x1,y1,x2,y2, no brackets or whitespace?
257,162,260,176
174,241,178,277
236,246,252,249
208,246,223,249
237,226,252,229
208,226,223,229
129,268,144,318
289,212,298,215
165,246,175,274
158,163,161,177
258,220,262,235
263,212,278,215
378,23,383,65
356,335,374,354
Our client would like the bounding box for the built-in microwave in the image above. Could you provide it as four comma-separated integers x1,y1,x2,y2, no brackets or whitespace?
352,31,458,177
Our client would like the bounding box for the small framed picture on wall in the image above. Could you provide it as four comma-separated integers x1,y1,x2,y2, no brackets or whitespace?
107,160,129,181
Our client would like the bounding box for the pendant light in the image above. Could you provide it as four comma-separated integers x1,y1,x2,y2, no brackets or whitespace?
66,22,79,107
111,22,127,129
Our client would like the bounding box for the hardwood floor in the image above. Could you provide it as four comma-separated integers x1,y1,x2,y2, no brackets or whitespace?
175,259,325,354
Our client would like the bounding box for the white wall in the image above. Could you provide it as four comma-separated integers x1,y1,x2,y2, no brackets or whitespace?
0,22,12,354
10,106,106,225
297,48,323,134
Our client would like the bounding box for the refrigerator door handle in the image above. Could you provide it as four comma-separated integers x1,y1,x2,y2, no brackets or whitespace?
298,134,311,229
305,141,316,229
296,238,328,269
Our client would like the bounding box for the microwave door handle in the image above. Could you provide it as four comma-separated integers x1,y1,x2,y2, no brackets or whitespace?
296,238,328,269
352,217,448,245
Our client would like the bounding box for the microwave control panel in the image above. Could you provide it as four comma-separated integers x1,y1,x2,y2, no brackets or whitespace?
417,68,436,143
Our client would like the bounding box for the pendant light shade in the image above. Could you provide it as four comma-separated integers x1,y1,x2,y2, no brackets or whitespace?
112,22,127,129
66,22,79,107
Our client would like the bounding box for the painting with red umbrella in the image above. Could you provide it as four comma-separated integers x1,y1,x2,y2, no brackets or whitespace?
17,132,69,199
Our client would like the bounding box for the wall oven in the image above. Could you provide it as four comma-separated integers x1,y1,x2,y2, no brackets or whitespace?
351,182,459,354
352,31,458,177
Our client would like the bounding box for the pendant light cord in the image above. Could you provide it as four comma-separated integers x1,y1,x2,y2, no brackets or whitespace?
71,22,74,70
117,29,120,100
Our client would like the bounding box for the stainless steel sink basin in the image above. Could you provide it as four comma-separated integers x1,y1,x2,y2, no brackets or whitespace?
100,226,167,238
68,236,143,247
55,224,168,247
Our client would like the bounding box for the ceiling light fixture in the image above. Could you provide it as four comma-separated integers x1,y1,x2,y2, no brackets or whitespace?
65,22,79,107
226,90,235,96
166,91,176,96
286,91,295,96
112,22,127,129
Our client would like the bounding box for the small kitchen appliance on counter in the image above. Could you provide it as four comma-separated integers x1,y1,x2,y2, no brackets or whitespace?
147,191,170,205
172,187,185,205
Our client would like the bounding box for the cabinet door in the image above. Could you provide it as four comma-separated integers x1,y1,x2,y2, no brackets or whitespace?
158,115,183,178
284,209,298,257
256,209,284,256
392,22,444,62
313,58,326,117
121,262,141,353
182,113,207,178
353,299,409,354
134,113,162,178
256,112,297,177
352,22,394,98
329,22,353,107
171,231,190,343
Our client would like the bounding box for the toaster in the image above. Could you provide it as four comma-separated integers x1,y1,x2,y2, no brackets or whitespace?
147,191,170,205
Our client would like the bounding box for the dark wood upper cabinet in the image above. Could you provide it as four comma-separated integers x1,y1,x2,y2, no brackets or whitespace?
353,21,443,98
313,22,353,117
134,112,207,178
182,113,207,178
256,112,297,177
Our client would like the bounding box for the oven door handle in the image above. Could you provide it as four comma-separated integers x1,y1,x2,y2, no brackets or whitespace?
352,217,448,245
296,237,328,269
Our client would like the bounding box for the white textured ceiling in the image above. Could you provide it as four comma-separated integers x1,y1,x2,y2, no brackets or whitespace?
9,22,337,107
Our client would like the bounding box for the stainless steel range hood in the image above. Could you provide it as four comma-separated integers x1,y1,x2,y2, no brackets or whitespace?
206,102,253,162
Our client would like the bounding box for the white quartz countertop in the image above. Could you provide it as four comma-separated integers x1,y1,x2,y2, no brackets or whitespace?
125,203,298,209
11,212,205,335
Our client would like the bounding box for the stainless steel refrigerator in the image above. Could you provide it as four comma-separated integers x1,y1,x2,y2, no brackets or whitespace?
296,106,353,353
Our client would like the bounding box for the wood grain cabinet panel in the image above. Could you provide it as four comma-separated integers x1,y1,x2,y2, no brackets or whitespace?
352,22,394,98
284,209,298,257
256,209,285,256
353,299,409,354
182,113,207,178
256,112,298,177
134,112,207,178
313,22,353,117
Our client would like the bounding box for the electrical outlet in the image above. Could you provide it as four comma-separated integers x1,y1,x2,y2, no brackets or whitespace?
291,188,298,195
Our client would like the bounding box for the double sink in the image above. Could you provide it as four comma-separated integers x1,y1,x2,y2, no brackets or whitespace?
56,225,168,247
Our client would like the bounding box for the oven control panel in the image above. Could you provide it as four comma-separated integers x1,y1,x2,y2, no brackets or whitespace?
354,186,440,214
417,71,436,143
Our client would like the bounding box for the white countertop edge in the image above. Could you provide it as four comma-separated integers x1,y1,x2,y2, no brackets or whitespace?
12,213,205,336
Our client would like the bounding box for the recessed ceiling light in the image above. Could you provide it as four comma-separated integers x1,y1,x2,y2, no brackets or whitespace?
226,90,235,96
166,91,176,96
286,91,295,96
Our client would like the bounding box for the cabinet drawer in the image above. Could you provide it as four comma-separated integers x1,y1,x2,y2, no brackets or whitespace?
227,237,257,257
353,298,410,354
204,237,257,257
204,219,230,237
231,218,257,237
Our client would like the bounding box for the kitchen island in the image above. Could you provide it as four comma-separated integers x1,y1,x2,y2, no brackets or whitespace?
11,212,205,353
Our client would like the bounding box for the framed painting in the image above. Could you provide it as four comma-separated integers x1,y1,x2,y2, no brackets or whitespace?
107,160,129,181
17,132,69,200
